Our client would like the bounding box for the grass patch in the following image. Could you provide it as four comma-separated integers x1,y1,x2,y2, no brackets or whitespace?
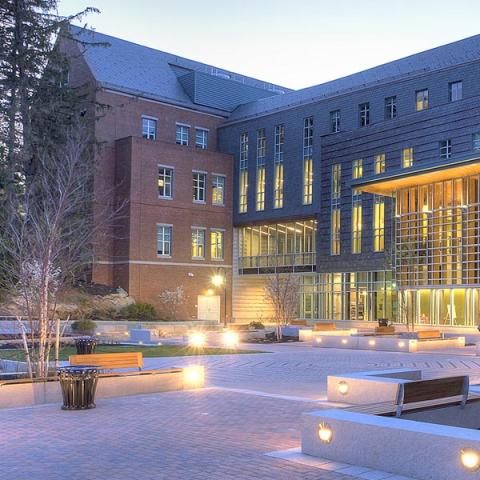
0,344,265,362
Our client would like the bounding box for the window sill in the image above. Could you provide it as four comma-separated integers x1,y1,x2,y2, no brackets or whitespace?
193,201,206,205
157,255,172,259
192,257,205,261
158,196,173,200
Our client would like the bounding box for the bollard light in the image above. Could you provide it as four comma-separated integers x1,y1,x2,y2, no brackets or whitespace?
318,422,333,444
222,331,239,348
183,365,205,388
188,332,206,348
461,448,480,471
338,381,349,395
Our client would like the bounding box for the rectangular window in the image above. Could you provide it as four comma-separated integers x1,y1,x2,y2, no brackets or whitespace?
331,164,341,255
176,124,189,145
373,195,385,252
142,117,157,140
239,133,248,213
352,159,363,179
158,166,173,198
274,124,285,208
195,128,208,149
330,110,340,133
303,117,313,205
402,147,414,168
256,129,266,211
359,102,370,127
211,230,224,260
352,189,362,254
212,175,225,206
374,154,385,174
440,139,452,159
384,96,397,120
193,172,206,202
157,224,172,256
331,208,341,256
449,81,463,102
473,133,480,150
191,228,205,259
416,89,428,111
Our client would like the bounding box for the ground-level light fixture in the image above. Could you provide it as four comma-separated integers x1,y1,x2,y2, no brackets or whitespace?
461,448,480,472
183,365,205,388
398,341,406,348
368,339,376,346
188,332,206,348
341,339,348,345
222,330,239,348
338,381,349,395
315,337,322,343
318,422,333,444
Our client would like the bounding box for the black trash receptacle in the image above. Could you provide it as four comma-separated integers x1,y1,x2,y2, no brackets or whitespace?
75,337,97,355
57,366,98,410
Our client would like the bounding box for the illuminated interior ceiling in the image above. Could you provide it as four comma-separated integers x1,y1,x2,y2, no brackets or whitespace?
355,158,480,196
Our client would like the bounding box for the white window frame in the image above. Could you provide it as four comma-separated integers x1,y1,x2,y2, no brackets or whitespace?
193,171,207,203
157,223,173,257
191,227,206,259
330,110,340,133
210,229,225,260
142,116,157,140
212,173,226,206
158,164,174,199
473,133,480,151
359,103,370,127
440,139,452,159
176,123,190,145
449,81,463,102
195,127,209,149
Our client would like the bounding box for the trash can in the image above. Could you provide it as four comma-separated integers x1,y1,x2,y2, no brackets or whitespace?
75,337,97,355
57,366,99,410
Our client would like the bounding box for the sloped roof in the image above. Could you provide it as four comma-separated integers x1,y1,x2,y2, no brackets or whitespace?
70,25,290,116
225,34,480,123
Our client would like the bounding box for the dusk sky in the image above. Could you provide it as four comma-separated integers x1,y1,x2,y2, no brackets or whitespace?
58,0,480,90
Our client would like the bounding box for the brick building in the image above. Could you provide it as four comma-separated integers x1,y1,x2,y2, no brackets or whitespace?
66,26,480,329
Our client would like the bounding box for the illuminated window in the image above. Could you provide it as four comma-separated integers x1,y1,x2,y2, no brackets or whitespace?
330,110,340,133
176,124,189,145
195,128,208,149
373,195,385,252
402,147,414,168
440,139,452,159
359,103,370,127
256,129,266,211
192,172,206,202
303,117,313,205
384,96,397,120
352,159,363,179
449,81,462,102
142,117,157,140
158,166,173,198
212,175,225,206
352,189,362,254
331,208,341,255
415,89,428,111
331,164,341,255
274,124,285,208
239,133,248,213
211,230,224,260
157,224,172,256
191,227,205,259
375,154,385,174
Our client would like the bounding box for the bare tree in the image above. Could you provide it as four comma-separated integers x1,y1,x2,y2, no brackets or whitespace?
159,286,185,321
265,273,300,341
0,122,119,378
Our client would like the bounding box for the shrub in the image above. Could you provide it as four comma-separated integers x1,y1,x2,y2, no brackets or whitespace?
117,303,158,321
71,319,97,335
249,321,265,330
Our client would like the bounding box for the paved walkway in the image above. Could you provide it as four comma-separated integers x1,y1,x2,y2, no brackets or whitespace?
2,343,480,479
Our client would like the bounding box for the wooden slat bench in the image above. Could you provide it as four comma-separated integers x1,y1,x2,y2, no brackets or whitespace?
313,323,336,331
416,330,443,340
291,320,308,326
346,375,470,417
69,352,144,372
374,326,396,335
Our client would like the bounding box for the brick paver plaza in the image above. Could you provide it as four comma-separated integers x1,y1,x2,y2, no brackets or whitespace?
2,343,480,479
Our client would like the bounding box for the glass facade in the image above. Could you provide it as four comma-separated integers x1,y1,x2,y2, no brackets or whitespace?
298,271,395,322
238,220,316,272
